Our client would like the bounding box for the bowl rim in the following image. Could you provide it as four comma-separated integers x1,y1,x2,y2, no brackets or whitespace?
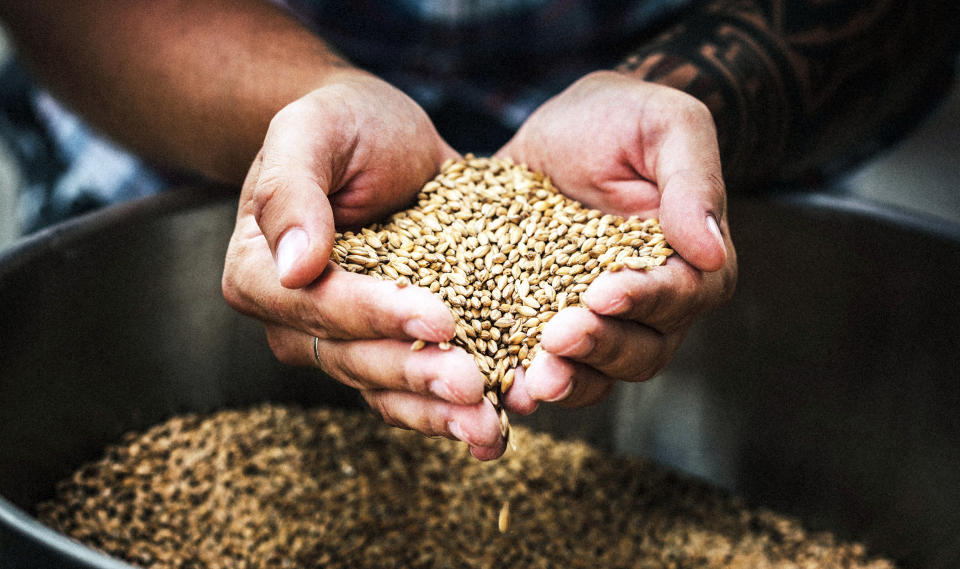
0,185,234,568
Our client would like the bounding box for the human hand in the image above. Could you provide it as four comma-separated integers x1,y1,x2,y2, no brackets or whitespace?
222,71,505,459
496,70,737,412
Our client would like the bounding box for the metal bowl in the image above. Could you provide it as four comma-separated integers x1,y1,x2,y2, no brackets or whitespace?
1,186,958,568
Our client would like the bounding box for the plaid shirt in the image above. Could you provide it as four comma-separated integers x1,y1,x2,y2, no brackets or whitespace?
1,0,689,231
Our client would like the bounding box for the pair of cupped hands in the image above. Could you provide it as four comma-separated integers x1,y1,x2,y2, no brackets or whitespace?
222,69,737,460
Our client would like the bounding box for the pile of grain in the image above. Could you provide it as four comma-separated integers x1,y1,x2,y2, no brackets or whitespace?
37,404,897,569
330,156,673,439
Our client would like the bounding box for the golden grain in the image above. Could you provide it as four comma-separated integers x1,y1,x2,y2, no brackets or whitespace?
498,500,511,534
330,157,672,443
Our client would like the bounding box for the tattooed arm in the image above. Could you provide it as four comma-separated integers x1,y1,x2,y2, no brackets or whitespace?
619,0,960,190
497,1,958,411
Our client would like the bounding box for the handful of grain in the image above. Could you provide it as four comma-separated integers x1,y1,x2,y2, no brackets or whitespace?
331,156,672,440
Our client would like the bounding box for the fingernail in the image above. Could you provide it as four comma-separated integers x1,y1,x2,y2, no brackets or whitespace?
583,280,630,315
706,214,724,249
448,420,468,443
600,293,629,315
526,354,574,403
511,368,539,415
562,334,595,358
544,382,574,403
403,318,442,341
276,227,308,279
429,379,456,402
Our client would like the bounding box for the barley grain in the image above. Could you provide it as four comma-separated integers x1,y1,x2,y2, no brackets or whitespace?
37,404,897,569
329,157,673,443
498,500,511,534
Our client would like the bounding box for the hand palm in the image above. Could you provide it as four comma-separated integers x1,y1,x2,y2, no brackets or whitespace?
495,71,736,412
224,74,508,461
500,101,662,219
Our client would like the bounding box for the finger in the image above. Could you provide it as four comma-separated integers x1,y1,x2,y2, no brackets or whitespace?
651,98,728,272
264,325,485,404
226,238,456,341
581,258,727,333
252,96,351,288
362,390,505,457
328,139,461,229
538,307,679,382
307,268,458,340
469,444,507,462
504,352,615,412
502,366,538,414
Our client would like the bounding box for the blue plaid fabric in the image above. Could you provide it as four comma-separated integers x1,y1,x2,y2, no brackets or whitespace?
0,1,689,231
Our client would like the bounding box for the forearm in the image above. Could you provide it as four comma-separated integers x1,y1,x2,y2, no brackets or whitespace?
618,0,960,190
0,0,351,184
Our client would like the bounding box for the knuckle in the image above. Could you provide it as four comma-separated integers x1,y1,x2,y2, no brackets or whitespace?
269,99,307,131
625,352,667,382
250,173,291,225
307,276,397,341
360,302,394,337
264,327,299,365
674,94,713,126
630,335,683,382
401,354,431,394
369,397,409,431
326,352,364,390
589,335,634,378
220,266,243,311
428,411,455,439
622,337,673,383
635,285,669,323
220,239,257,315
648,267,705,331
378,405,403,428
557,378,613,409
364,394,394,425
676,270,702,304
304,305,338,340
628,366,660,383
609,350,647,381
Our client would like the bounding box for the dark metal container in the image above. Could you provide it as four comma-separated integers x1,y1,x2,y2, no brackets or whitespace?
1,187,958,568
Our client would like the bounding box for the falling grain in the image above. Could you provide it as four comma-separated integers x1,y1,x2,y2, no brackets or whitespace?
498,501,511,534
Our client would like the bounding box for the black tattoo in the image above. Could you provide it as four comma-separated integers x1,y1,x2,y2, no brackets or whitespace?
619,1,960,190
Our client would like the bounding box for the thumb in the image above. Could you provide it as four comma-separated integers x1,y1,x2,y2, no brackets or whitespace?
658,169,728,273
251,102,343,289
253,161,335,289
653,107,728,272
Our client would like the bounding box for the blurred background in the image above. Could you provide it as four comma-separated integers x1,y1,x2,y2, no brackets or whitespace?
1,28,959,251
0,28,16,248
